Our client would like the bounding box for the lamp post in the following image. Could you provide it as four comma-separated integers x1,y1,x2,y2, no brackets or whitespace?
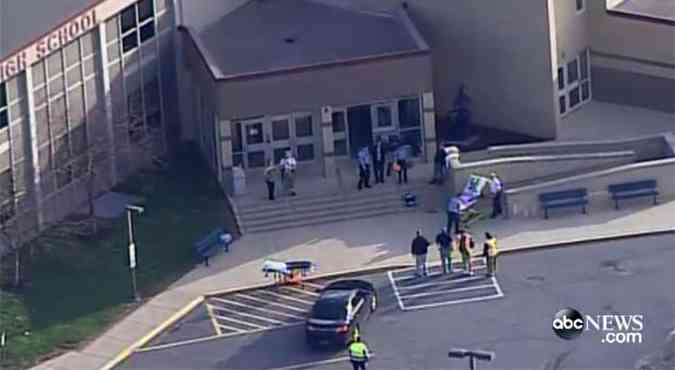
126,204,144,302
448,348,495,370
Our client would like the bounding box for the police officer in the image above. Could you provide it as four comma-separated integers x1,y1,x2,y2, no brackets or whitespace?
348,335,370,370
483,232,499,277
435,227,453,274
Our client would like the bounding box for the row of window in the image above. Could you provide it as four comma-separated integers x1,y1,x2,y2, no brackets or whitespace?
558,49,592,116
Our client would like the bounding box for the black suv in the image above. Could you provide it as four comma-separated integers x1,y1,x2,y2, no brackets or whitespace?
305,280,378,348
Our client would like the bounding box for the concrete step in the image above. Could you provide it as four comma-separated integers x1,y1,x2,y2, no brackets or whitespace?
241,198,412,228
238,183,425,215
239,191,409,222
244,204,418,234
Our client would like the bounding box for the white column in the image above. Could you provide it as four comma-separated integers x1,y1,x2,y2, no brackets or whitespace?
97,22,118,184
320,106,335,178
24,67,45,229
422,92,437,162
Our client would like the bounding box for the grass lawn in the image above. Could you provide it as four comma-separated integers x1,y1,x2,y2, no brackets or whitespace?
0,147,231,369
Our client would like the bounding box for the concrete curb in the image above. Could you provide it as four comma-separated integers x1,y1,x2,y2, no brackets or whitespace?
98,296,204,370
97,228,674,370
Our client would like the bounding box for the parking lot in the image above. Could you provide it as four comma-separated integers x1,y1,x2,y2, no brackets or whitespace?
388,258,504,311
121,234,675,370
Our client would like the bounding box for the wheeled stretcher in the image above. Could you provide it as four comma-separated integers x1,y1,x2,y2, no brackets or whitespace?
262,259,316,285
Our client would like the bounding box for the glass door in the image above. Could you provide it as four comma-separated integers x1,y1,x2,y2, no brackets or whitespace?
270,115,293,165
331,109,349,157
241,118,267,168
293,113,316,162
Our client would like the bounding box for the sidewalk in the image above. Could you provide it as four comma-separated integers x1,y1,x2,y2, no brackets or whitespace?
32,199,675,370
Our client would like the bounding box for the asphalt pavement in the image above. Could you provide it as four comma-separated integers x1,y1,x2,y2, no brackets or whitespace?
118,234,675,370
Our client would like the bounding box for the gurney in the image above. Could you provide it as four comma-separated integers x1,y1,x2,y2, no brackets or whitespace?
262,259,316,286
457,174,490,224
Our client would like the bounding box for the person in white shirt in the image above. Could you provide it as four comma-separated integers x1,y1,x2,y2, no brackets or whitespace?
280,151,297,196
489,172,503,218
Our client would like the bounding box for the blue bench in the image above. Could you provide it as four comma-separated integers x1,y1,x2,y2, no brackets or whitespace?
539,188,588,219
608,180,658,210
195,228,232,266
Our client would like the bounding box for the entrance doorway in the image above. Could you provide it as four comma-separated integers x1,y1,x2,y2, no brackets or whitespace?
238,113,317,168
347,105,374,158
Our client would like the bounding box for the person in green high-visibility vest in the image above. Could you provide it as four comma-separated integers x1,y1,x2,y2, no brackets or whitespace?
347,333,370,370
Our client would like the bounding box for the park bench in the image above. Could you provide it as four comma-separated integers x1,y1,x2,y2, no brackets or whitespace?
539,188,588,219
194,228,232,266
608,180,658,210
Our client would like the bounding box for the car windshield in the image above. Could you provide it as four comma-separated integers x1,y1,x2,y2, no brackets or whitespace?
311,300,347,321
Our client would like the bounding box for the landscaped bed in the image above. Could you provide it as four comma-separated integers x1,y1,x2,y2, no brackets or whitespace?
0,147,232,370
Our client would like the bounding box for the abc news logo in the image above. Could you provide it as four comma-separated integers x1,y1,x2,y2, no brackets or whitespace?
552,308,643,344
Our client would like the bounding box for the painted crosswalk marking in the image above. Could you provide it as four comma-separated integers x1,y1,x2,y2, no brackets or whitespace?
389,262,505,311
212,297,305,320
235,293,310,312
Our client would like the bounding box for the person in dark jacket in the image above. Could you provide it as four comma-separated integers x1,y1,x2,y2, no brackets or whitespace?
435,227,453,274
430,144,447,185
371,136,386,184
411,229,430,277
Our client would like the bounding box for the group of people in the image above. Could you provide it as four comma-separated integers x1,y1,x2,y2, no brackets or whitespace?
356,136,411,190
446,172,504,232
264,151,298,200
411,228,499,278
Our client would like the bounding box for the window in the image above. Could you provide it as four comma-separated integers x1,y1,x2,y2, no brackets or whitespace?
138,0,154,22
0,83,7,130
559,96,566,115
272,118,290,141
121,5,137,34
232,122,243,152
332,111,345,133
334,139,347,156
398,98,421,128
576,0,585,13
140,21,156,43
245,123,264,144
580,51,589,80
297,144,314,161
295,115,313,137
569,87,580,108
581,81,591,101
557,67,565,90
375,105,392,128
274,147,290,164
122,32,139,53
567,59,579,84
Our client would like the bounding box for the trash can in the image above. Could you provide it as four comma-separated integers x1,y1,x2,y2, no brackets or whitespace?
232,166,247,195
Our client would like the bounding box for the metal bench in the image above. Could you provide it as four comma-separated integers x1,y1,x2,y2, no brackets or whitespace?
194,228,232,266
539,188,588,219
608,180,658,210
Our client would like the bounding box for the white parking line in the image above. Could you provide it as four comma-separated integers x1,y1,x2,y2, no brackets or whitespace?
492,275,504,297
211,313,266,330
210,302,285,325
217,323,246,334
259,290,315,305
402,292,504,311
387,270,405,311
399,284,495,300
205,303,222,335
395,275,484,291
235,293,309,312
394,265,486,282
212,297,305,320
279,286,320,297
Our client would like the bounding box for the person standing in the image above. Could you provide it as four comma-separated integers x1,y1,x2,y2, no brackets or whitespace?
430,144,447,185
371,137,386,184
456,229,475,275
435,227,453,274
411,229,430,277
395,147,408,185
490,172,503,218
348,335,370,370
446,195,462,235
483,232,499,277
280,151,297,196
357,146,371,190
264,159,278,200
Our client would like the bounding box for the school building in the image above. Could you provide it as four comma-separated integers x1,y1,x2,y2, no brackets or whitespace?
0,0,673,231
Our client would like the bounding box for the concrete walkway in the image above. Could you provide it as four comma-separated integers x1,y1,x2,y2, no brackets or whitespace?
31,197,675,370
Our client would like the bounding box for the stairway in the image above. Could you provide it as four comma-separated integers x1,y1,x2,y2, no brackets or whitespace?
235,183,427,234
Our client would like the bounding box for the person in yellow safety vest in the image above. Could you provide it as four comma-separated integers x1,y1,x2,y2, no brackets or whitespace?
348,335,370,370
483,232,499,277
456,229,475,275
